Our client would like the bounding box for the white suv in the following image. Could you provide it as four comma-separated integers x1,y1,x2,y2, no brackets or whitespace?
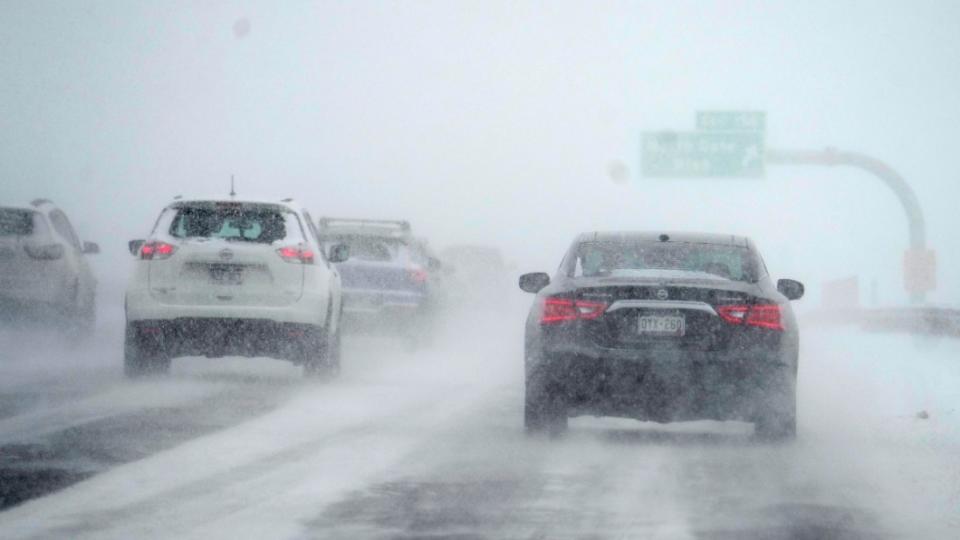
0,199,99,334
124,198,348,377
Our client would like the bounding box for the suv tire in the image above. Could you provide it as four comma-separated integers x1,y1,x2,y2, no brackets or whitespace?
67,295,95,343
303,323,341,380
124,323,171,378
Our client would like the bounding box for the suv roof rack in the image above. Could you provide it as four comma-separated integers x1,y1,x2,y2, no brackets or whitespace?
318,217,411,233
30,198,53,207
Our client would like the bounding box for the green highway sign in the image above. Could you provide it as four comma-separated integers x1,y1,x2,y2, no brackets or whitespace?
641,131,765,178
696,111,766,132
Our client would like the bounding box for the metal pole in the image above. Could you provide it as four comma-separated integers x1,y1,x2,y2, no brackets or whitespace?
766,148,927,304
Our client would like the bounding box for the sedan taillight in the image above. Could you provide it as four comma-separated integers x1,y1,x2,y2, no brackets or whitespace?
140,241,176,260
541,297,608,325
717,304,784,331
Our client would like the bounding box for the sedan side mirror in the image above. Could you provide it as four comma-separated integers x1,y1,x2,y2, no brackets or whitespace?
129,239,145,256
82,241,100,255
777,278,805,301
328,243,350,263
519,272,551,293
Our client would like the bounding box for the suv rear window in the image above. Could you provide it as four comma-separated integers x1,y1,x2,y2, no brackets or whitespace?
168,205,304,244
0,209,35,236
571,241,760,282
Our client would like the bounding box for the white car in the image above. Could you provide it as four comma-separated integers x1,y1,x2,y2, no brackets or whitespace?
124,198,349,377
0,199,99,335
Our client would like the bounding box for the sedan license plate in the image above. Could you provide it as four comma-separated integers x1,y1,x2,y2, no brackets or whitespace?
638,315,685,337
209,265,243,285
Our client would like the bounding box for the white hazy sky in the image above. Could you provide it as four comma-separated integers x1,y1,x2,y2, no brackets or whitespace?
2,0,959,305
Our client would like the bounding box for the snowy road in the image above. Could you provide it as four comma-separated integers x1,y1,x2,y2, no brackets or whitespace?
0,310,958,539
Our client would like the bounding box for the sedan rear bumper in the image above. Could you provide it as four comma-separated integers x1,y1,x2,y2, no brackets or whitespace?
530,346,795,423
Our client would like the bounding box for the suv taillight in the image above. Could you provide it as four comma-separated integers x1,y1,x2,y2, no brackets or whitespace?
541,297,608,325
277,246,315,264
140,241,176,260
717,304,784,331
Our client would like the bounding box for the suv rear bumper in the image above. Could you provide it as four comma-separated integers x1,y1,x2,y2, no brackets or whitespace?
125,288,328,325
127,318,321,361
1,272,71,306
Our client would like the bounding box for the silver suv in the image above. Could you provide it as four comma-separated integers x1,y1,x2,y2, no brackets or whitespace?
0,199,99,335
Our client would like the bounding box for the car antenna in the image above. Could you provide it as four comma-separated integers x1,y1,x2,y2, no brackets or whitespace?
230,175,236,199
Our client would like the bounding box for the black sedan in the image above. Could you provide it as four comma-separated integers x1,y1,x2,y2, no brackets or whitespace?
519,232,804,440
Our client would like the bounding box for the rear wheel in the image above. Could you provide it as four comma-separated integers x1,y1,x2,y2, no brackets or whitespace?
524,370,568,435
754,382,797,441
323,329,342,376
59,281,94,342
67,295,95,343
754,410,796,441
123,322,171,378
303,315,341,379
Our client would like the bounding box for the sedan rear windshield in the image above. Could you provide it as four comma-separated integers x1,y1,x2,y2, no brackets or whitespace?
570,241,760,282
168,205,304,244
0,209,35,236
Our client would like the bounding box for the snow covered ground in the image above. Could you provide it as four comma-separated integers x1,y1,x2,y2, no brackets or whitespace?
0,310,957,539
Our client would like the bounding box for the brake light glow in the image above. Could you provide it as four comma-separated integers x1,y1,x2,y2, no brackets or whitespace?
408,268,428,284
140,241,176,260
541,297,608,325
717,304,783,331
277,246,315,264
744,305,784,330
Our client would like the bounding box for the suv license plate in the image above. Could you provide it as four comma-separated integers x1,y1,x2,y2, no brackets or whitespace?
209,266,243,285
638,315,685,336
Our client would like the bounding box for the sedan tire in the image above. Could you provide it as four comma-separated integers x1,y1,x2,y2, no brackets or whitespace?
753,387,797,441
524,372,568,435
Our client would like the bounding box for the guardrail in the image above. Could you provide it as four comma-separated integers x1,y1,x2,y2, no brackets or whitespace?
804,307,960,338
